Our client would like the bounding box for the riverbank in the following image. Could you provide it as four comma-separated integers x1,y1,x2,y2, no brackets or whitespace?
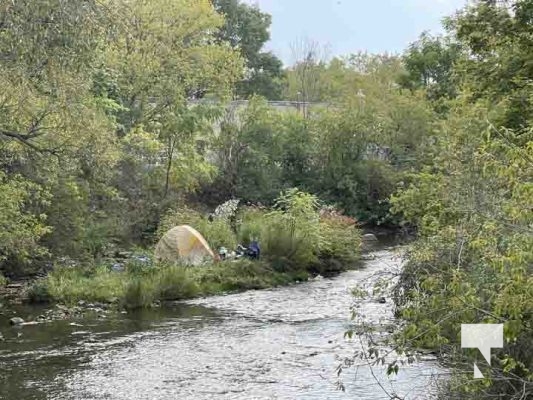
0,257,362,328
0,229,399,315
25,248,366,311
3,193,369,313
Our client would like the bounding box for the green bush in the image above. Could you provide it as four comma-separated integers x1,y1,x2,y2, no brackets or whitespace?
124,276,158,309
236,207,266,244
261,189,322,267
157,206,203,237
157,266,199,300
30,190,360,309
319,210,361,265
0,273,7,287
237,192,360,270
26,279,51,303
197,218,237,251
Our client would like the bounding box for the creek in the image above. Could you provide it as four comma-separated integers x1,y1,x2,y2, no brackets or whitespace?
0,247,443,399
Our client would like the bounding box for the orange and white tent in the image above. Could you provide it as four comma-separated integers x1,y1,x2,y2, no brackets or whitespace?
154,225,216,266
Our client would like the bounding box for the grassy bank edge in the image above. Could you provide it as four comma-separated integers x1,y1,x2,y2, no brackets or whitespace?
26,257,362,309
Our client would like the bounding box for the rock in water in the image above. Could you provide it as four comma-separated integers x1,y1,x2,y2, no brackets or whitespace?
362,233,378,242
9,317,24,325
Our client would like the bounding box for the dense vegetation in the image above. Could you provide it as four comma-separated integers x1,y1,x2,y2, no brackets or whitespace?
0,0,427,280
29,190,360,307
0,0,531,397
388,1,533,398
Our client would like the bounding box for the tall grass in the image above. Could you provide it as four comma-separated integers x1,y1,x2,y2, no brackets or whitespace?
29,259,312,308
43,265,127,304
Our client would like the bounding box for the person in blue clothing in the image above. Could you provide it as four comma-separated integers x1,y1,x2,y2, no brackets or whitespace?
247,239,260,260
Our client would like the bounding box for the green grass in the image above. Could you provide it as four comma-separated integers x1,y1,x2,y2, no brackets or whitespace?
37,265,128,304
27,256,344,309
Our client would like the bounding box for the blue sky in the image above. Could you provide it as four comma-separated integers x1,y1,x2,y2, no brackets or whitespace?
244,0,468,65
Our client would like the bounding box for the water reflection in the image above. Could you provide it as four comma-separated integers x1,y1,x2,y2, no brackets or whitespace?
0,249,442,400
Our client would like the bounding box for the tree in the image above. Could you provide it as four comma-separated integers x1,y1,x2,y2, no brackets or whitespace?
447,0,533,128
209,97,286,203
0,0,120,265
284,38,330,106
389,1,533,397
101,0,243,241
0,172,50,275
0,0,244,271
398,32,461,109
213,0,285,99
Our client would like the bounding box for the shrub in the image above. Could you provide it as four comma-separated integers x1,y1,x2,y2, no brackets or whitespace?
237,192,360,270
30,191,361,309
0,173,51,274
157,206,203,238
319,209,360,265
157,266,199,300
196,218,236,251
262,189,322,267
123,276,158,309
0,273,7,287
236,207,267,244
26,279,51,303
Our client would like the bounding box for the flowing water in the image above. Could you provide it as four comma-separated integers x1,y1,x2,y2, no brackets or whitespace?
0,248,443,400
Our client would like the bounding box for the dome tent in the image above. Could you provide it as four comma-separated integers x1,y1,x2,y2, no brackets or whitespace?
154,225,216,266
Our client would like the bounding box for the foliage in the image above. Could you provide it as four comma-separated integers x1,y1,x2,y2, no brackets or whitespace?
123,277,158,310
237,190,361,270
42,265,127,304
398,32,461,110
236,206,268,244
213,0,285,99
388,2,533,397
32,257,315,309
157,266,199,300
265,189,322,267
0,273,7,287
33,189,360,308
447,0,533,129
209,59,434,223
0,0,242,275
208,97,287,203
26,279,51,303
319,208,361,266
4,0,531,397
0,173,51,274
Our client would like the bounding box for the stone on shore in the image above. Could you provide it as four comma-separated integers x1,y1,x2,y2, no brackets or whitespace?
9,317,24,325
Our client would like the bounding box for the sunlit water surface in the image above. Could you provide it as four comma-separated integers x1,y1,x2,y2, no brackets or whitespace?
0,248,443,400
